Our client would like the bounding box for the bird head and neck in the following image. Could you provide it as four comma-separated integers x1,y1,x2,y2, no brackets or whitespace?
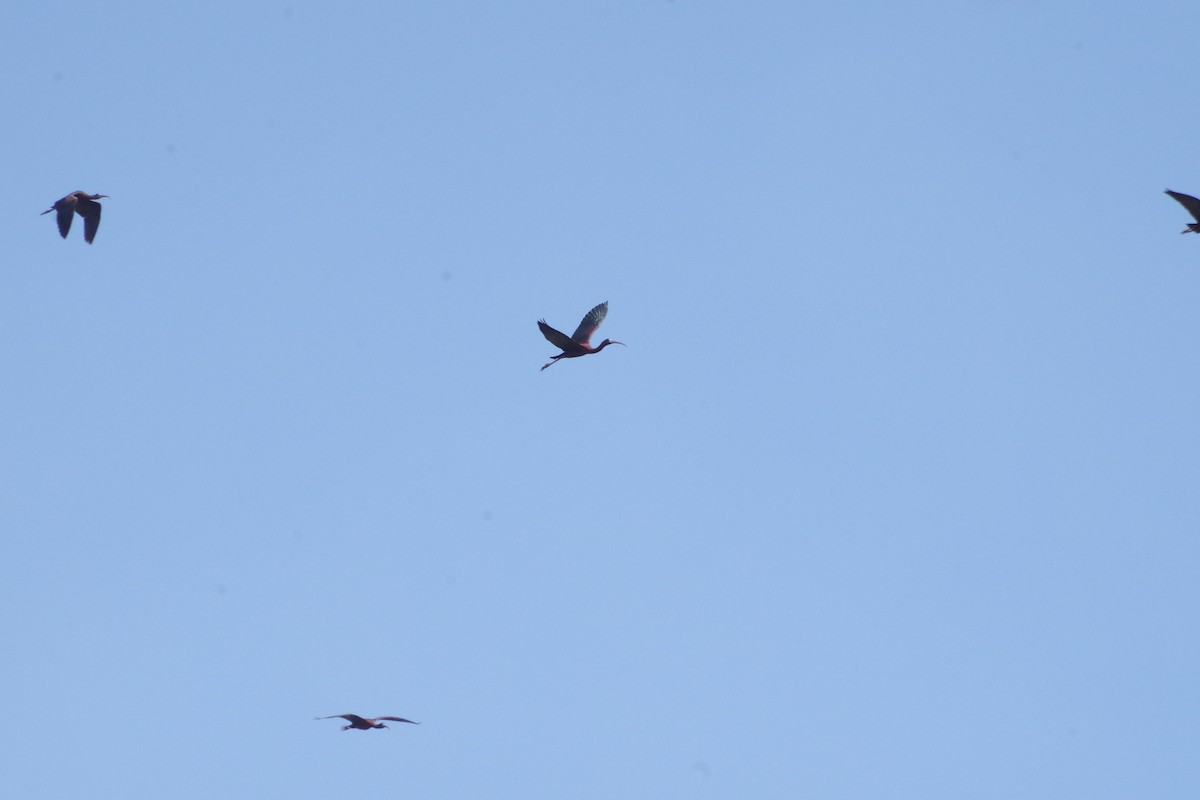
595,339,625,352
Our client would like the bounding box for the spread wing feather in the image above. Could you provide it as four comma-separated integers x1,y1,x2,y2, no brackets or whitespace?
55,203,75,238
317,714,368,724
77,198,102,243
570,302,607,345
1166,189,1200,223
539,320,578,351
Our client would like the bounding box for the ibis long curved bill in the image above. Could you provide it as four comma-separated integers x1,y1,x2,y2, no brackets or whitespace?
316,713,420,731
42,191,109,243
538,301,624,371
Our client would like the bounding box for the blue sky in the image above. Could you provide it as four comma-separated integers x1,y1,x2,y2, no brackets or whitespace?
2,1,1198,797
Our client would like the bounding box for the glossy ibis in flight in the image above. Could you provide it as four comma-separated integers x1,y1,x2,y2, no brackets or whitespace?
1165,189,1200,234
42,191,109,243
316,713,420,731
538,301,624,371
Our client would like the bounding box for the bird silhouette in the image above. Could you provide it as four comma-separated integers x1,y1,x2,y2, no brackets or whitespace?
538,301,624,371
42,191,109,243
316,714,420,731
1165,189,1200,234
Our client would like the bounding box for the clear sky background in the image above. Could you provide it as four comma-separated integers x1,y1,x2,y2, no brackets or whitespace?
2,2,1198,797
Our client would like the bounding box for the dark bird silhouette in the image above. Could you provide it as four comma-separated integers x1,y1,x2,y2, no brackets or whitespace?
316,714,420,731
42,191,109,243
1165,189,1200,234
538,301,624,371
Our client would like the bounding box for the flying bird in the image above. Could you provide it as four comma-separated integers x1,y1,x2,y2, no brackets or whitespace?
1165,189,1200,234
42,191,109,243
538,301,624,371
316,714,420,731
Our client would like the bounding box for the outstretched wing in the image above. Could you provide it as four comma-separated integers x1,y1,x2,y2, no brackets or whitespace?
538,320,578,352
317,714,367,725
55,203,75,238
76,197,102,244
376,716,420,725
1166,189,1200,223
569,302,608,345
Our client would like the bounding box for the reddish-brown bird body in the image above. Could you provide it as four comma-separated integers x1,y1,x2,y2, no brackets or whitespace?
538,301,624,371
42,191,109,243
316,713,420,731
